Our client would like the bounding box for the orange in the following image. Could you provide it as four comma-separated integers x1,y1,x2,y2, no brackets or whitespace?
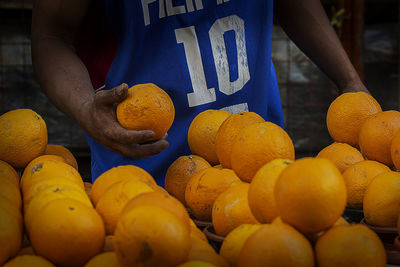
398,215,400,235
215,112,265,168
84,252,121,267
178,262,217,267
342,160,390,208
185,168,241,221
114,205,190,267
238,223,314,267
0,205,23,266
188,110,230,165
315,224,386,267
122,191,190,232
274,158,347,234
17,246,35,256
213,164,223,169
90,165,156,206
212,183,259,237
231,122,295,182
190,220,207,242
116,83,175,140
305,217,350,246
391,129,400,170
0,178,21,210
96,179,154,234
316,142,364,173
23,177,85,207
363,171,400,227
3,255,55,267
359,110,400,166
21,159,83,196
103,235,114,252
0,160,19,188
186,236,229,267
248,159,292,223
219,224,262,267
165,155,211,205
0,109,48,168
30,198,105,267
44,144,78,170
24,184,92,232
0,195,23,225
326,92,381,147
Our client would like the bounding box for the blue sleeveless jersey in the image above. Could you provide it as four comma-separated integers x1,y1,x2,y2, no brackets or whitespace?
85,0,283,185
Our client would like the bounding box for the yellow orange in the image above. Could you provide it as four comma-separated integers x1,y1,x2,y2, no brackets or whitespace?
0,160,19,188
317,142,364,173
44,144,78,170
84,252,121,267
3,255,55,267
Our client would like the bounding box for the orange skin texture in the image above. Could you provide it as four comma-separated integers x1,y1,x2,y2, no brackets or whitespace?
20,155,67,190
45,144,78,170
188,110,231,165
359,110,400,166
231,122,295,182
116,83,175,140
0,178,21,210
185,168,241,221
178,261,217,267
3,255,55,267
190,225,208,242
122,191,191,232
212,183,259,237
0,160,19,188
0,203,23,266
248,159,293,223
219,224,262,267
186,236,229,267
103,235,114,252
165,155,211,205
215,112,265,169
238,223,314,267
0,109,48,169
274,158,347,234
315,224,386,267
342,160,390,209
114,205,190,267
24,184,92,233
391,129,400,170
363,171,400,227
23,177,85,208
96,179,154,235
29,198,105,267
326,92,381,147
21,159,83,196
316,142,364,173
91,165,156,206
84,252,121,267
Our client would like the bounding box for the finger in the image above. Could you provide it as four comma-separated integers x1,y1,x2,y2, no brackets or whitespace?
103,124,156,144
94,83,129,106
127,139,169,159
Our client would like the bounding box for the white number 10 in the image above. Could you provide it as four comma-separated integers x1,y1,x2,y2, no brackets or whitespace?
175,15,250,107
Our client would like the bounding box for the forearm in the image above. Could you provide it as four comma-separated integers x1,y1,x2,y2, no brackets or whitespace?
31,35,94,128
274,0,365,92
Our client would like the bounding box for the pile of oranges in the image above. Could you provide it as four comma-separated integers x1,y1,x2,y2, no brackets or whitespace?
0,84,398,267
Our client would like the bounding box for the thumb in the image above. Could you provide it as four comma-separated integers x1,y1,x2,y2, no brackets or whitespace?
94,83,129,106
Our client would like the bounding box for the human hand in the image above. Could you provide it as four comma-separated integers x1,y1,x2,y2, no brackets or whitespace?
81,83,169,158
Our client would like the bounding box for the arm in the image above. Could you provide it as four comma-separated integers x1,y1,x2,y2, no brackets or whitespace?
274,0,368,93
32,0,168,158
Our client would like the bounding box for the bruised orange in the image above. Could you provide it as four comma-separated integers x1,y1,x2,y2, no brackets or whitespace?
188,110,230,165
185,168,240,221
326,92,381,147
215,112,265,168
165,155,211,205
116,83,175,140
231,122,295,182
0,109,47,168
212,183,259,237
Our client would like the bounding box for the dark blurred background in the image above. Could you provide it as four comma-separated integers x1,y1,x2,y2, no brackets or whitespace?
0,0,398,180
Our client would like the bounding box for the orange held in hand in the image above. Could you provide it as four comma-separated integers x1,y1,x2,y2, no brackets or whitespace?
116,83,175,140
